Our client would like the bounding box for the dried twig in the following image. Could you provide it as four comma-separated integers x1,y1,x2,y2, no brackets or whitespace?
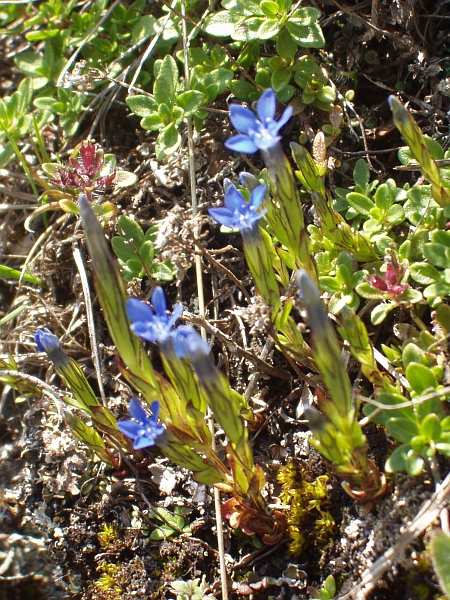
73,244,106,404
180,3,229,597
338,470,450,599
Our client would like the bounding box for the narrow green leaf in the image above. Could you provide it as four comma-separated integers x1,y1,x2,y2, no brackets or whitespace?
430,530,450,599
78,194,159,396
0,264,44,286
297,271,352,422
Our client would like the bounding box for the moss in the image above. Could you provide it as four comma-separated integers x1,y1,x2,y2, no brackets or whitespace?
277,460,335,556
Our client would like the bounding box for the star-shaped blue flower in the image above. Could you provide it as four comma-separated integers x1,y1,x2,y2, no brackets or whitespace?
225,88,293,154
209,183,267,232
117,398,165,450
127,286,182,344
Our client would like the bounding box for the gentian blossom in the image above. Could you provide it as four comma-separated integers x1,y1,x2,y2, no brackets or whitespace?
225,88,293,154
35,328,70,369
127,286,182,344
117,398,165,450
209,184,267,233
171,325,210,360
35,328,61,353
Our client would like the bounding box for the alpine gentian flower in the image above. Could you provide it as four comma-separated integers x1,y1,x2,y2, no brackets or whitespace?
209,184,267,233
127,287,182,344
210,183,281,315
35,328,60,353
225,88,293,154
117,398,165,450
35,328,70,369
171,325,217,386
171,325,210,360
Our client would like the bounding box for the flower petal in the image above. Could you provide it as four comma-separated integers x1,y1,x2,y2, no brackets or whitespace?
129,397,148,421
248,184,267,211
171,325,210,359
151,286,167,316
274,105,293,131
150,401,160,419
225,135,258,154
117,419,141,438
209,207,236,228
167,303,183,329
126,298,155,325
224,185,245,212
133,434,157,450
239,172,259,191
229,105,257,134
131,321,159,343
256,88,276,122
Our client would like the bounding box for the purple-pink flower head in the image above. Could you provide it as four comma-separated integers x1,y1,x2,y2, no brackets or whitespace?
367,254,409,300
225,89,293,154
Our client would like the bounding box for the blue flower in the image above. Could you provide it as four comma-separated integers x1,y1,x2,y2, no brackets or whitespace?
127,286,182,344
209,184,267,232
35,328,60,353
35,328,70,368
117,398,165,450
225,88,293,154
171,325,210,360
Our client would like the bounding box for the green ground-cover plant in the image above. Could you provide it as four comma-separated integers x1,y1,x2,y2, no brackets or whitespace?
203,1,325,50
1,0,342,188
111,215,177,282
126,55,206,158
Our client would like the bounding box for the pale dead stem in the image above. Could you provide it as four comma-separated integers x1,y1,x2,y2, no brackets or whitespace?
73,243,106,404
180,1,229,598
